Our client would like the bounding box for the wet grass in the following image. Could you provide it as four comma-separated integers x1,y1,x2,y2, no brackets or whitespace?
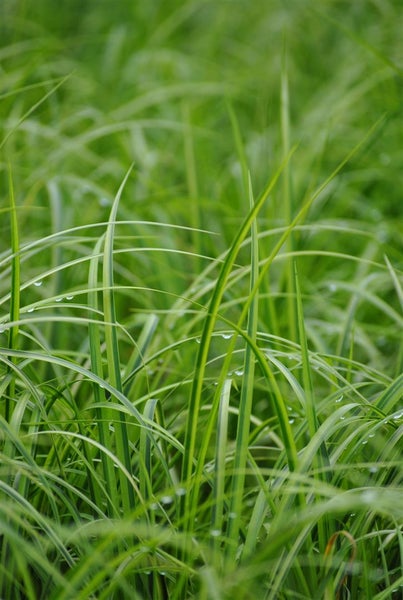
0,1,402,598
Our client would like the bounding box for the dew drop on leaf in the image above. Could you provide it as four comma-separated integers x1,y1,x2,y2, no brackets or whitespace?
210,529,221,537
221,333,232,340
161,495,173,505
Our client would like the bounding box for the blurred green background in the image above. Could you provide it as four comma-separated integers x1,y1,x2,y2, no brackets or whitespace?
1,0,401,224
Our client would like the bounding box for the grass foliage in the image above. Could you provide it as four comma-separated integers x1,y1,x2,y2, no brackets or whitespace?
0,1,402,598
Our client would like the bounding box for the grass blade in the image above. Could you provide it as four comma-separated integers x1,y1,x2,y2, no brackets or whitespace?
226,175,259,563
6,165,20,422
102,165,135,513
211,377,232,565
181,149,295,517
88,234,119,516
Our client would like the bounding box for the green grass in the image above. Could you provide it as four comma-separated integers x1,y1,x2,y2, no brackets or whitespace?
0,1,402,598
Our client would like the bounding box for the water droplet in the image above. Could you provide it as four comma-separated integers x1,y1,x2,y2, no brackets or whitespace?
328,283,337,292
228,512,237,519
350,513,356,517
289,418,295,424
196,338,201,344
368,433,375,438
369,466,378,474
99,197,110,207
234,369,244,377
361,490,376,504
221,333,232,340
210,529,221,537
175,487,186,497
55,297,63,303
150,503,159,511
335,396,343,404
340,416,345,421
161,495,173,505
27,307,35,313
34,281,43,287
393,412,403,420
66,295,74,301
362,440,368,445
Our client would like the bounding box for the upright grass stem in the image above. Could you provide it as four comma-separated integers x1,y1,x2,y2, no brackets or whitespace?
102,167,136,514
180,152,293,531
6,166,20,423
226,176,259,563
88,235,120,517
281,42,297,343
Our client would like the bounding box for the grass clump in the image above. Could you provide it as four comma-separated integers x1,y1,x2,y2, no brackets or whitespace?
0,1,402,598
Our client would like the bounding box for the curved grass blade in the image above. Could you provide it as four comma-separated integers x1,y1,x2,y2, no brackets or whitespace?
0,479,75,568
0,74,71,151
